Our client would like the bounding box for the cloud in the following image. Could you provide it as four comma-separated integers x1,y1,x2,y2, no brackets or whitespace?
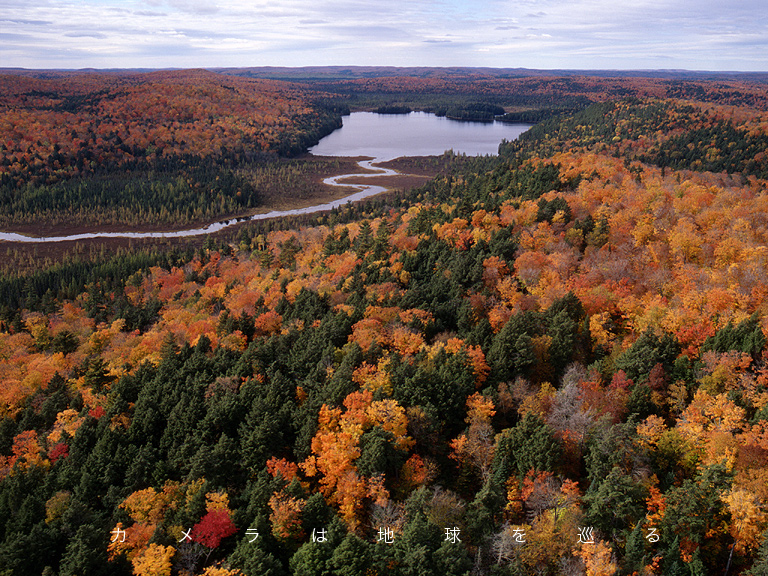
156,0,220,15
0,0,765,70
64,32,107,39
0,18,51,25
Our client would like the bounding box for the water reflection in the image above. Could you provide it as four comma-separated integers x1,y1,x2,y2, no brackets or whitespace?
309,111,530,160
0,112,530,244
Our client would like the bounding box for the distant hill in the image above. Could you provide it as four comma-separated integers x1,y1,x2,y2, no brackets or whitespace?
4,65,767,84
212,65,768,83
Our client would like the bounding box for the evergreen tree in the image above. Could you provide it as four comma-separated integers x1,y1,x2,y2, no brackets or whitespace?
492,413,562,481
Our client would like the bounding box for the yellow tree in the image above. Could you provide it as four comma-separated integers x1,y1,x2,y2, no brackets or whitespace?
576,539,619,576
131,544,175,576
450,393,496,481
200,568,242,576
722,488,767,556
268,491,305,540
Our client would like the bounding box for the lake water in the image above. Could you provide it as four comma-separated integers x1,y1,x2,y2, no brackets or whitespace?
1,113,531,242
309,112,531,160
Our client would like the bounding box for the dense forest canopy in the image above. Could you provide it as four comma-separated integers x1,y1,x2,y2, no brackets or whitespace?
2,69,768,575
0,70,344,229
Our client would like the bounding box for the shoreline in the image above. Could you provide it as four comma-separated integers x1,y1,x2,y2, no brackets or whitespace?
0,156,428,244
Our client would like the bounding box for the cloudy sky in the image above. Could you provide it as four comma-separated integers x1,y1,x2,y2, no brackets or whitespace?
2,0,766,71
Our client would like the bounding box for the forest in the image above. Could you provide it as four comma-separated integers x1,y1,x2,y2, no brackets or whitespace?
1,70,768,575
0,70,345,230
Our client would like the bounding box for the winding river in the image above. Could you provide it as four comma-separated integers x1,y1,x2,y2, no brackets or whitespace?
0,113,530,243
0,159,396,243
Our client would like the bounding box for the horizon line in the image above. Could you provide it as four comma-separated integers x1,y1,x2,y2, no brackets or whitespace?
1,65,768,75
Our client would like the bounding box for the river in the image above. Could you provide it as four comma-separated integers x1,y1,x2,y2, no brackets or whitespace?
0,159,397,244
0,113,530,243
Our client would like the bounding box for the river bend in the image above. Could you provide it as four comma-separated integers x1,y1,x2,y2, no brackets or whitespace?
0,159,395,244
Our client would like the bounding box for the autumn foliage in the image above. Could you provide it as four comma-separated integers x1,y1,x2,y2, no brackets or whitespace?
3,71,768,574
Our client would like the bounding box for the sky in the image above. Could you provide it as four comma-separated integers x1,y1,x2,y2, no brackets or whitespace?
1,0,767,71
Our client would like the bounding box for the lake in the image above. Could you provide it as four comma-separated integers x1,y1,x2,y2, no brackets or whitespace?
1,112,531,242
309,111,531,160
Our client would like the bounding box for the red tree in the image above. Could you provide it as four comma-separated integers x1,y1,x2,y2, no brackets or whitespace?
191,508,237,549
